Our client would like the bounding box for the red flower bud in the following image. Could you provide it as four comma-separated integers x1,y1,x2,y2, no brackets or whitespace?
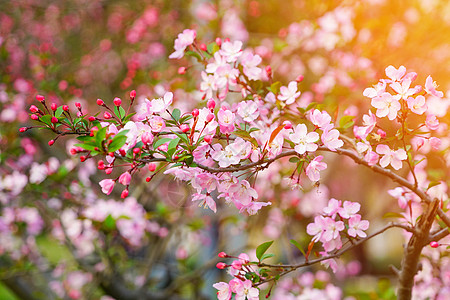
113,97,122,106
430,241,439,248
31,114,39,120
70,148,78,155
218,252,227,258
51,116,58,123
130,90,136,100
48,140,55,146
105,167,113,175
97,99,104,106
180,124,190,133
207,99,216,110
98,160,105,170
178,67,186,75
200,43,207,51
148,163,156,172
62,105,69,111
215,38,222,47
204,135,212,143
133,148,141,154
296,75,304,82
265,65,272,77
121,189,129,199
119,149,126,156
36,95,45,102
30,105,39,113
75,102,81,108
88,116,96,122
19,127,28,133
103,112,112,119
191,109,199,117
283,121,293,130
51,103,57,111
206,113,214,123
216,262,227,269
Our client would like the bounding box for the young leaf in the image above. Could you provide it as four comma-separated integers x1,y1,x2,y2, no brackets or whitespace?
382,212,405,219
172,108,181,122
256,241,274,261
108,135,127,152
289,239,306,257
153,138,173,149
260,253,275,261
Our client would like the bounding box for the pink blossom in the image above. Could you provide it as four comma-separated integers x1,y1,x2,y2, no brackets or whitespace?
307,215,327,242
289,124,319,155
309,109,332,129
278,81,301,105
364,150,379,166
390,79,416,100
230,180,258,206
425,114,439,130
211,144,240,167
385,65,406,82
99,179,115,195
240,51,262,80
371,92,401,120
235,280,259,300
192,173,218,193
407,95,427,115
118,172,131,186
363,81,386,98
306,155,327,182
148,116,166,132
322,218,345,242
192,193,217,213
200,71,218,99
321,125,343,151
376,144,407,170
148,92,173,114
237,100,259,122
169,29,196,59
429,137,441,150
323,198,342,218
217,109,236,134
213,282,231,300
136,98,153,120
338,201,360,219
424,75,443,98
347,215,369,238
219,40,243,62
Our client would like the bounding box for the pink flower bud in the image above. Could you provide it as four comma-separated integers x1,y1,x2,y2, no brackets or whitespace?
62,105,69,111
36,95,45,102
218,252,227,258
99,179,115,195
216,262,227,269
118,172,131,185
19,127,28,133
180,124,190,133
51,117,58,123
113,97,122,106
215,37,222,47
103,112,112,119
204,135,212,143
430,241,439,248
283,121,292,129
51,103,57,111
200,43,207,51
133,148,141,154
265,65,272,77
31,114,39,120
105,167,113,175
30,105,39,113
75,102,81,109
148,163,156,172
130,90,136,100
121,189,129,199
296,75,304,82
119,149,126,156
231,260,242,270
98,161,105,170
206,113,214,123
178,67,186,74
48,140,55,146
141,132,154,144
80,156,86,162
88,116,96,122
97,99,104,106
224,38,230,43
207,99,216,110
192,109,199,117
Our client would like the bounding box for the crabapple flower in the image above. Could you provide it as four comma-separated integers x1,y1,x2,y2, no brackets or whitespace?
217,109,236,134
148,92,173,114
347,215,369,238
219,40,243,62
321,125,343,151
307,215,327,242
306,155,327,182
425,114,439,130
237,100,259,122
424,75,443,98
385,65,406,82
338,201,361,219
230,180,258,206
363,81,386,98
118,172,131,186
309,109,332,129
169,29,196,59
234,280,259,300
390,79,416,100
322,218,345,242
99,179,115,195
192,193,217,213
240,51,262,80
323,198,342,218
290,124,319,155
371,92,401,120
211,144,240,167
148,116,166,132
407,95,427,115
213,282,231,300
376,144,407,170
278,81,301,105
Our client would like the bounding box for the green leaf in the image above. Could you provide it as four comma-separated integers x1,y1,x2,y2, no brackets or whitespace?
55,106,64,118
167,137,181,156
233,129,259,146
114,106,126,119
256,241,274,261
382,212,405,219
172,108,181,122
260,253,275,261
269,81,282,94
39,115,52,126
76,135,92,142
74,143,97,151
185,51,202,62
290,239,307,257
427,181,441,190
108,135,127,152
123,113,136,122
153,138,173,149
179,114,193,124
305,102,317,112
95,126,107,147
339,115,355,130
289,157,299,163
207,42,220,54
103,215,116,231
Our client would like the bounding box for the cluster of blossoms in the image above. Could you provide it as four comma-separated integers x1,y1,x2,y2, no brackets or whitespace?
214,252,260,300
307,199,369,272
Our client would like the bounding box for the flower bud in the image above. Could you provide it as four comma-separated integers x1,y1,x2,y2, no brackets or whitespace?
130,90,136,100
121,189,129,199
206,113,214,123
75,102,81,109
296,75,304,82
265,65,272,77
97,160,105,170
97,99,104,106
36,95,45,102
133,148,141,154
141,132,154,144
148,163,156,172
88,116,96,122
215,37,222,47
283,121,293,130
48,140,55,146
19,127,28,133
118,172,132,186
31,114,39,120
30,105,39,113
216,262,227,269
207,99,216,110
178,67,186,75
192,108,199,117
113,97,122,106
218,252,227,258
430,241,439,248
105,167,113,175
180,124,190,133
103,112,112,119
119,149,126,156
51,117,58,123
80,156,86,162
204,135,212,143
51,103,57,111
62,105,69,111
200,43,207,51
